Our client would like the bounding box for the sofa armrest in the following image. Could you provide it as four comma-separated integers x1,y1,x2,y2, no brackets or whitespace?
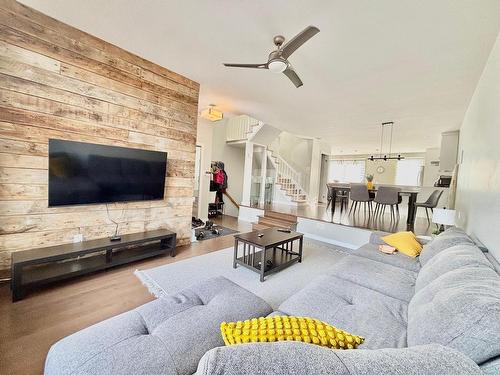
416,235,432,245
196,342,482,375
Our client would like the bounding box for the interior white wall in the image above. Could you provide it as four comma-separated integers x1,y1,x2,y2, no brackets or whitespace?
211,119,245,217
308,140,331,204
456,33,500,262
196,119,214,221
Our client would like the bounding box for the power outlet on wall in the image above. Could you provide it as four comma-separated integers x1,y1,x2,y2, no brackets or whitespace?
73,234,84,243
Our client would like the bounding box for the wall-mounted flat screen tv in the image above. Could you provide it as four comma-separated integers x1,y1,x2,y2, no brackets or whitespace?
48,139,167,206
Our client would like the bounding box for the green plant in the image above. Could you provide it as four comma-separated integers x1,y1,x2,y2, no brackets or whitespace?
366,174,374,182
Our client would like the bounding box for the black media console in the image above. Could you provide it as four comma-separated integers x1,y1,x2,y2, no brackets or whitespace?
11,229,176,301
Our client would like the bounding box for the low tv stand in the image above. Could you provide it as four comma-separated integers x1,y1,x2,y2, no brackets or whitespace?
11,229,176,301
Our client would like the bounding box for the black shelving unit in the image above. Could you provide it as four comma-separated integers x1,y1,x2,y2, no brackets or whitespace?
11,229,176,301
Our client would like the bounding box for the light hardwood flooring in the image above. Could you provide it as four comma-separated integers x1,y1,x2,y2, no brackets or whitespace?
249,201,435,235
0,215,251,375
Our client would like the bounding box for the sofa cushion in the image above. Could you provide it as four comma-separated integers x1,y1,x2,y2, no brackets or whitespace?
277,275,408,349
415,244,493,292
419,228,475,266
407,267,500,365
45,276,272,375
353,243,421,272
221,315,364,349
327,255,417,302
196,342,482,375
381,231,423,257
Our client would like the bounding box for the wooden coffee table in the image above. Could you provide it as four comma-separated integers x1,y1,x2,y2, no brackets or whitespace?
233,228,304,282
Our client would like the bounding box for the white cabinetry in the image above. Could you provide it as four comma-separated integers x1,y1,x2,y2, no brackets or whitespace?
439,131,459,174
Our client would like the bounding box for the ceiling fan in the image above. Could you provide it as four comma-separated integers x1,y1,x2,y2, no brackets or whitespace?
223,26,320,88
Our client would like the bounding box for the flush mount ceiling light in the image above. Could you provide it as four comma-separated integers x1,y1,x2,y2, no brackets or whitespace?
201,105,223,122
368,122,405,161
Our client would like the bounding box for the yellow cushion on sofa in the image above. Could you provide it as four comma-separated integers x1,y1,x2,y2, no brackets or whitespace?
381,231,422,257
221,316,364,350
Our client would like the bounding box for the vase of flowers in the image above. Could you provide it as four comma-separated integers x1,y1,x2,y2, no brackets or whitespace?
366,174,374,190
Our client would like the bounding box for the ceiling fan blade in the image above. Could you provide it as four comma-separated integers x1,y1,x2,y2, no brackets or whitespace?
223,63,268,69
281,26,320,59
283,66,303,88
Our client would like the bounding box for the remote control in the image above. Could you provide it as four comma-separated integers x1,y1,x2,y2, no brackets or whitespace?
277,229,291,233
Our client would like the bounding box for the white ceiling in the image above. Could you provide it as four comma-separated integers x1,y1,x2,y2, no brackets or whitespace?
20,0,500,154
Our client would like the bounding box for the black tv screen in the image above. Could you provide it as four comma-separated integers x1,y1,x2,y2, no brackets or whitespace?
48,139,167,206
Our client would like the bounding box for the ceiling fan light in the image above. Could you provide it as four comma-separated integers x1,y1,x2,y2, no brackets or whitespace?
268,60,287,73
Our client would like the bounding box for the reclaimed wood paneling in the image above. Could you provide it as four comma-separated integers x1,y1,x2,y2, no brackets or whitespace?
0,0,199,270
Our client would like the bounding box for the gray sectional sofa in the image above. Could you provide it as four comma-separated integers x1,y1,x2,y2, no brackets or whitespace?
44,277,273,375
46,228,500,375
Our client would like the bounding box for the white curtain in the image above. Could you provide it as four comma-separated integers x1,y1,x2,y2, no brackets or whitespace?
328,160,366,183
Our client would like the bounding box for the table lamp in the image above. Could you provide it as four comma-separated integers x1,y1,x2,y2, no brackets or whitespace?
432,208,456,233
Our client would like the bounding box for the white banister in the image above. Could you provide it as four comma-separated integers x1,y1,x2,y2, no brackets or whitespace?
226,115,260,142
268,150,308,202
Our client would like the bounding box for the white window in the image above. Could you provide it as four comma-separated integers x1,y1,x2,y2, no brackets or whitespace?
395,158,424,186
327,160,366,183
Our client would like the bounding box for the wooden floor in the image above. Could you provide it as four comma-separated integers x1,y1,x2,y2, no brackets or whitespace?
0,216,251,375
249,200,434,235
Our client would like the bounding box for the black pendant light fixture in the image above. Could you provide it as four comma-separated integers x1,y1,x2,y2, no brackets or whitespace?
368,122,405,161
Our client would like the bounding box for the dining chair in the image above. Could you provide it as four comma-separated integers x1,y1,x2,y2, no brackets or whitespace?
337,188,349,212
348,183,372,215
374,186,401,220
414,190,444,223
325,184,334,210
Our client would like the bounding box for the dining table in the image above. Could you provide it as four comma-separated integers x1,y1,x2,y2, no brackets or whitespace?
326,183,421,230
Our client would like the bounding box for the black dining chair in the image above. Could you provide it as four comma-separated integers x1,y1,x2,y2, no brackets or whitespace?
414,190,444,223
325,184,334,210
337,189,350,212
326,185,349,212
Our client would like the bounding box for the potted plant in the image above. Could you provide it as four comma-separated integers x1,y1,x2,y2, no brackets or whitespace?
366,174,374,190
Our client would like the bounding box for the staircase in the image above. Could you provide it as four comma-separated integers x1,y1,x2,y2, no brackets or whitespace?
252,210,298,231
267,149,308,204
225,115,309,205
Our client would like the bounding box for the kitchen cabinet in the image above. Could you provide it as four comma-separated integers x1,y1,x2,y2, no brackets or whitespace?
439,131,459,174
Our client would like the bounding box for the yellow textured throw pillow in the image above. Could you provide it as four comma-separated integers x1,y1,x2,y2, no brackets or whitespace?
381,231,422,257
221,316,364,350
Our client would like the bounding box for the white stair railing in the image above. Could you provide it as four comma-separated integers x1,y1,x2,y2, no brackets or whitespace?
226,115,260,142
268,150,308,202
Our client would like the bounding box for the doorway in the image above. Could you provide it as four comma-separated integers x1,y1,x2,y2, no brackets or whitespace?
192,145,202,217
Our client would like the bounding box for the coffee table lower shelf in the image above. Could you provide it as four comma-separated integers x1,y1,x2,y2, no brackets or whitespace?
234,248,301,280
233,228,304,282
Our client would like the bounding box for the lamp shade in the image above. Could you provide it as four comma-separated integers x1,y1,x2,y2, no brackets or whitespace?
432,208,456,226
201,106,223,122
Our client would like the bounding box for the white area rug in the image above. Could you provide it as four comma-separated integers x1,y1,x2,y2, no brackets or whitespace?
135,239,349,309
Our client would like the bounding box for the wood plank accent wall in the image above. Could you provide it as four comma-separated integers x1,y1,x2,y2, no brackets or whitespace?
0,0,199,271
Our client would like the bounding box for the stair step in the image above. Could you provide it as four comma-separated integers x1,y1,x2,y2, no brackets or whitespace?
264,210,297,223
252,223,271,231
257,216,294,230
